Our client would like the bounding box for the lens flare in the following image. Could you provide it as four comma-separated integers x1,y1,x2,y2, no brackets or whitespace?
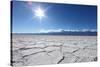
34,7,45,20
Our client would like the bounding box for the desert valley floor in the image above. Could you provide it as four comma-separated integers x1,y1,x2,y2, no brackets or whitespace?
11,35,97,66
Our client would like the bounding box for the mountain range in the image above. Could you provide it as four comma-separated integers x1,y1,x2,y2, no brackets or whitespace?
13,30,97,36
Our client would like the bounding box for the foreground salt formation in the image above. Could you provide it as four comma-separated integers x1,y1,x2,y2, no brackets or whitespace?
11,35,97,66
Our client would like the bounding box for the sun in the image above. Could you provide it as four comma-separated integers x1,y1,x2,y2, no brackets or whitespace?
34,7,45,21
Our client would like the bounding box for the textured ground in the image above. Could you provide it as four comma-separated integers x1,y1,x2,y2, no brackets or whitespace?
11,35,97,66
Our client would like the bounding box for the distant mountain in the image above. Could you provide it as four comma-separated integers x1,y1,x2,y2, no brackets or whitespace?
36,31,97,36
13,30,97,36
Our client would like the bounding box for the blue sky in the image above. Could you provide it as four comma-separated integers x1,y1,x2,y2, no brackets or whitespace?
12,1,97,33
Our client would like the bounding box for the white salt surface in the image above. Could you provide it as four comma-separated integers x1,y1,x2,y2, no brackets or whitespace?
11,35,97,66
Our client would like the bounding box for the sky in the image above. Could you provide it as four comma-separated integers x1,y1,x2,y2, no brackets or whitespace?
12,1,97,33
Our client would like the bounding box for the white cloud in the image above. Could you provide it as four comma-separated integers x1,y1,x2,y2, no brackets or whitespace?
80,29,97,32
39,29,97,33
90,29,97,32
40,29,63,33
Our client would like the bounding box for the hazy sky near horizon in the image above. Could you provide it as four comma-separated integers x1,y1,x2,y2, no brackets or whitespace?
12,1,97,33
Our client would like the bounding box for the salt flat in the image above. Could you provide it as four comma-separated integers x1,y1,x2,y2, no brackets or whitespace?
11,35,97,66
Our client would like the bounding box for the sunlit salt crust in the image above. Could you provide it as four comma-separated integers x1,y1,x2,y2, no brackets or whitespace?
12,35,97,66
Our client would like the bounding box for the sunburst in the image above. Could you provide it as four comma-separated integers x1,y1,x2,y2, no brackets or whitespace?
34,7,46,23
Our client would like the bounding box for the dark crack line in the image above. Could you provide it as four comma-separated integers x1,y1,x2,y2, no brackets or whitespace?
19,48,33,50
57,56,65,64
93,57,97,61
18,45,60,51
22,49,60,59
47,49,59,53
72,48,80,53
22,51,46,58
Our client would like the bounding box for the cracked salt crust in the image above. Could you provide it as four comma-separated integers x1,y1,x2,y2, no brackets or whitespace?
11,35,97,66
